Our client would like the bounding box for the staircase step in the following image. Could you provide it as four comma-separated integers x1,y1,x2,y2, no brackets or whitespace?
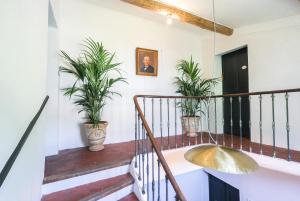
118,193,139,201
42,164,130,195
42,173,134,201
44,141,135,184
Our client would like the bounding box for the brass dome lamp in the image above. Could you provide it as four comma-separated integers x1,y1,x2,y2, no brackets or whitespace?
184,144,258,174
184,0,258,174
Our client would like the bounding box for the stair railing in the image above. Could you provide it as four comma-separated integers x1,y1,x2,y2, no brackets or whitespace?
0,96,49,188
134,87,300,200
134,96,187,201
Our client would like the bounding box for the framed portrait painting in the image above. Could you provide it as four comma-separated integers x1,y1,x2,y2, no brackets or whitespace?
136,48,158,76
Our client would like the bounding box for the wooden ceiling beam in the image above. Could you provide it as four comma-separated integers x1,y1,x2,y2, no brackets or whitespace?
121,0,233,36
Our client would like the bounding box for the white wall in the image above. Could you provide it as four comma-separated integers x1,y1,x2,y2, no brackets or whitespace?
202,15,300,150
189,167,300,201
207,167,300,201
54,0,203,151
49,1,300,153
45,25,59,156
133,145,300,201
45,0,59,156
180,167,300,201
0,0,48,200
169,145,300,201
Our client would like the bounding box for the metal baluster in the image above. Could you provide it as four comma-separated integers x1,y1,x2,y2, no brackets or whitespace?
195,98,198,145
175,98,178,148
145,98,149,200
147,135,149,201
200,100,203,144
151,147,155,201
271,94,276,157
207,99,211,144
181,98,184,147
239,96,243,150
249,96,252,152
142,98,146,194
160,98,163,150
259,94,263,155
165,176,169,201
152,98,155,136
138,114,141,181
214,97,218,144
135,107,138,168
157,160,161,201
167,98,170,149
285,92,291,161
222,97,225,146
144,98,149,199
230,97,233,148
188,98,191,146
151,99,155,200
142,124,145,194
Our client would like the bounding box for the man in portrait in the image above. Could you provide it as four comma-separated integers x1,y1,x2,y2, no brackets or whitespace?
140,56,154,73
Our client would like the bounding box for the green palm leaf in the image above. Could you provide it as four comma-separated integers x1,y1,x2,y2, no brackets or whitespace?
174,56,219,116
60,38,126,125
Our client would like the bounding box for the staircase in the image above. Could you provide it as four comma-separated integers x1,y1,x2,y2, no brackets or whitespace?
41,141,138,201
42,88,300,201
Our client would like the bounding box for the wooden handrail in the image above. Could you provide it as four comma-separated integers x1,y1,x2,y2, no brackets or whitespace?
134,88,300,99
134,96,187,201
0,96,49,188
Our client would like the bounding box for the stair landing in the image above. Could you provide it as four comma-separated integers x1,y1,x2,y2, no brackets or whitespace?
44,141,135,184
157,133,300,163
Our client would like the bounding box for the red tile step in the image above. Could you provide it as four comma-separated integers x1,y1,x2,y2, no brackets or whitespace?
42,173,134,201
118,193,139,201
44,141,135,184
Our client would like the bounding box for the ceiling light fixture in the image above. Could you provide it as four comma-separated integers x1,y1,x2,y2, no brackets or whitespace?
159,10,169,16
159,10,179,25
166,14,173,25
185,145,258,174
184,0,258,175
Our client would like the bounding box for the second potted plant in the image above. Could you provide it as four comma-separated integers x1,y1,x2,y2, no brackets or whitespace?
60,38,126,151
175,56,218,137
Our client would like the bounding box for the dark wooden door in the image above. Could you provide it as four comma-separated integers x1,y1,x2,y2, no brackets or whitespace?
209,174,240,201
222,47,250,138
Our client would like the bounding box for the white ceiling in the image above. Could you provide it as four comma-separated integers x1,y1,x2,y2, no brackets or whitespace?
160,0,300,28
95,0,300,34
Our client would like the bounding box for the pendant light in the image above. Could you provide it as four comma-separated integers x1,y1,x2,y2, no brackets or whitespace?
184,0,258,174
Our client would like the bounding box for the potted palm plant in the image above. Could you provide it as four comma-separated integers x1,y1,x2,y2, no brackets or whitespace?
175,56,218,137
60,38,126,151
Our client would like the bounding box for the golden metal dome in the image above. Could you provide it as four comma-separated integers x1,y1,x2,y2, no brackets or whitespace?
184,144,259,174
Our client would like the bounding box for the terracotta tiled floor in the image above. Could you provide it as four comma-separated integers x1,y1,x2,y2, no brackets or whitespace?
153,132,300,162
42,173,134,201
44,141,135,184
43,133,300,201
44,133,300,185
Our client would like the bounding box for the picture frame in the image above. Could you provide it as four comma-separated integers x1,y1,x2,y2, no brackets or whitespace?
136,47,158,76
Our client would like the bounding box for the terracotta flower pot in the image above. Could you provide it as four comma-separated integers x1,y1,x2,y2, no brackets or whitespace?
181,116,200,137
84,121,108,151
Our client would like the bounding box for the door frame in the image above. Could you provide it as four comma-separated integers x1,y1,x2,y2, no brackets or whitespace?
221,46,250,138
213,45,250,136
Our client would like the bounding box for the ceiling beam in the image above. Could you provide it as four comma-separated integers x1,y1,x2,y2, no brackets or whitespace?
121,0,233,36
